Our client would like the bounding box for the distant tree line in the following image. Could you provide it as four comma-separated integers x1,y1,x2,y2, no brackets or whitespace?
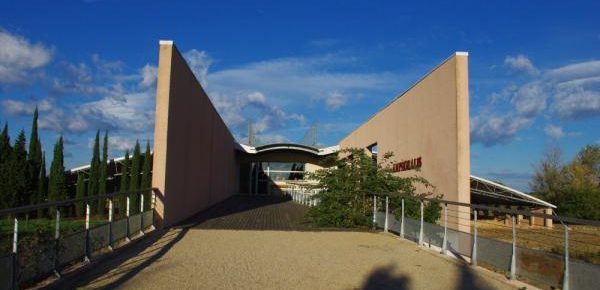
532,144,600,220
0,109,153,217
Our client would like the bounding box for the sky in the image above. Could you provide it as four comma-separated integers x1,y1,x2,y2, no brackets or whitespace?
0,1,598,191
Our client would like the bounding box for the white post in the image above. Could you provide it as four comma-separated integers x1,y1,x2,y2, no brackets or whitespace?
563,225,570,290
372,195,377,228
126,195,131,241
140,193,145,234
12,217,18,290
54,209,61,277
400,198,405,238
510,215,517,280
442,203,448,254
108,198,114,250
85,202,90,262
419,200,424,245
472,209,478,266
384,196,389,233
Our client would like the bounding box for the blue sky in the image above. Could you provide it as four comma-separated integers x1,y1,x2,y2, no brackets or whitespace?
0,1,598,191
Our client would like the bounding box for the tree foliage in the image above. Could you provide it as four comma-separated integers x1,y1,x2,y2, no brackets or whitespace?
97,131,108,213
88,131,100,214
140,141,152,210
306,148,440,227
48,136,66,202
129,141,141,213
119,150,130,213
532,145,600,220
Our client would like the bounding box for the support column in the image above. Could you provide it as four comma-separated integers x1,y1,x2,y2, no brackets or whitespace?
544,208,553,228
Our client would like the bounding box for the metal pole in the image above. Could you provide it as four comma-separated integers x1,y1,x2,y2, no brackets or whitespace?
108,198,113,250
510,215,517,280
140,192,144,235
126,195,131,240
472,209,478,266
442,203,448,254
372,195,377,228
400,198,405,238
54,209,61,277
85,202,90,262
384,196,389,233
419,200,424,245
563,224,570,290
12,217,18,290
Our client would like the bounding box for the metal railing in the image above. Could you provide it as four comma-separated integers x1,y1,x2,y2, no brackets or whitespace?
284,185,320,207
369,192,600,290
0,188,158,290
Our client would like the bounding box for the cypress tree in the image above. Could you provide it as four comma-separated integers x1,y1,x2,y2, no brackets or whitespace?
48,136,66,202
75,173,86,217
119,150,130,214
88,130,100,214
97,131,108,213
37,152,47,216
0,123,11,164
8,130,28,207
0,123,11,208
129,141,141,213
28,107,42,206
140,142,152,210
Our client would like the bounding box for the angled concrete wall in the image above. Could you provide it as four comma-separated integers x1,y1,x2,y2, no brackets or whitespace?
152,41,236,228
340,52,470,231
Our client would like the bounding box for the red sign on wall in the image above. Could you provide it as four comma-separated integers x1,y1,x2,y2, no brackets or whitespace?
393,157,422,172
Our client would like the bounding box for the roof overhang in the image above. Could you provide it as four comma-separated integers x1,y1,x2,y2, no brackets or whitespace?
470,175,556,208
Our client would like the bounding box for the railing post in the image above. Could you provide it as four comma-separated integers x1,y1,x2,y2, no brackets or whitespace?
442,203,448,255
510,215,517,280
126,195,131,240
140,192,144,235
372,195,377,228
419,200,424,245
563,224,570,290
54,208,61,277
384,196,389,233
151,189,156,229
84,202,90,262
12,217,18,290
108,198,113,250
472,208,478,267
400,198,405,238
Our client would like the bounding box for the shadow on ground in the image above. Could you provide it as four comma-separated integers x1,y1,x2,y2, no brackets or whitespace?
358,263,498,290
46,194,296,289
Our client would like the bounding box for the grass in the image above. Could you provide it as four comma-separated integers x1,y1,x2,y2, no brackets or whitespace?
477,219,600,264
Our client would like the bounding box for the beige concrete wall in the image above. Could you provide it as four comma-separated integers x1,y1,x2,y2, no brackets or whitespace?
340,52,470,231
152,41,236,228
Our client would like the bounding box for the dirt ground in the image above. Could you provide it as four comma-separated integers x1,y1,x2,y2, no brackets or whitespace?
62,229,519,290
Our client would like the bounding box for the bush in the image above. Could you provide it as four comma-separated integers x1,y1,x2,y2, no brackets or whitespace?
306,148,440,227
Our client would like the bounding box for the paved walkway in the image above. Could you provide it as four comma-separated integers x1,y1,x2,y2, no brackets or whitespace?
56,195,517,290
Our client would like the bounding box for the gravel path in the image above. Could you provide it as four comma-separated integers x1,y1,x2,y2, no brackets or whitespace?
57,196,518,290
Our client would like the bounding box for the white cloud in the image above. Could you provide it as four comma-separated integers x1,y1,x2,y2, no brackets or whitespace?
325,91,346,110
471,114,531,146
139,64,157,87
546,60,600,82
504,54,538,75
544,124,564,139
0,29,52,84
1,98,54,115
511,82,546,117
206,53,398,108
473,59,600,146
183,49,212,88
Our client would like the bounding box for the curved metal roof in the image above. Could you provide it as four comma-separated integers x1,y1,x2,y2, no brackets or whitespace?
237,143,340,156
